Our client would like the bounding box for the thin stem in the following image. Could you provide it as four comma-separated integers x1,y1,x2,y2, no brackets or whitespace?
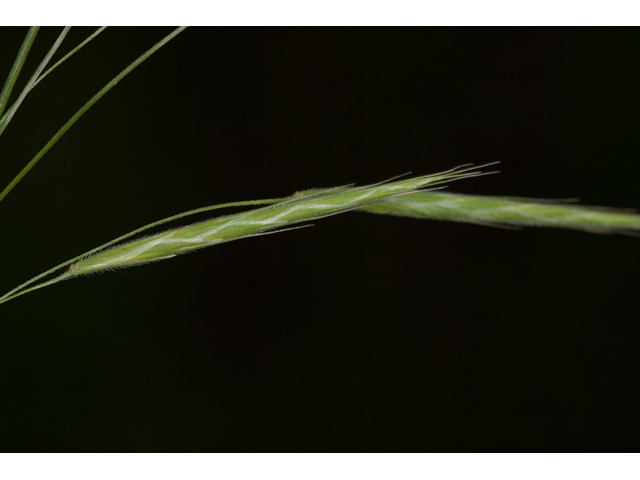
0,26,188,205
31,27,108,89
0,27,71,138
0,272,72,306
0,26,39,119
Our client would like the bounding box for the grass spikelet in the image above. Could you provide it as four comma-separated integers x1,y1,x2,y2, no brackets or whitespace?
0,164,494,305
67,165,494,275
363,192,640,235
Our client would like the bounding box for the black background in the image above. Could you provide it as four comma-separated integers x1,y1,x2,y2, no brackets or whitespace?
0,27,639,451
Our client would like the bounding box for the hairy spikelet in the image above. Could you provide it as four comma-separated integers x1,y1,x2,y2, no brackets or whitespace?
364,192,640,235
67,165,491,276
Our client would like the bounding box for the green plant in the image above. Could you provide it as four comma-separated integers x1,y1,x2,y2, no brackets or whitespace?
1,27,639,307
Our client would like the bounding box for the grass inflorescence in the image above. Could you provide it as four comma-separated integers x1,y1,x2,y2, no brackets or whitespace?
0,27,638,307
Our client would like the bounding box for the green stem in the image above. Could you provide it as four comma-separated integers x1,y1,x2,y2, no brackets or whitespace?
0,272,72,306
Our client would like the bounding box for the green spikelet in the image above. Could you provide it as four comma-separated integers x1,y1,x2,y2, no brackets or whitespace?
363,192,640,235
67,165,490,275
0,164,495,305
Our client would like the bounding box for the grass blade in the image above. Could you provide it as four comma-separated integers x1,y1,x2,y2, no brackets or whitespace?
0,26,39,119
31,27,108,89
0,26,187,205
0,27,71,137
362,192,640,235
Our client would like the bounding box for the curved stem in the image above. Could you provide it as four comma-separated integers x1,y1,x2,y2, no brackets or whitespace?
0,272,72,306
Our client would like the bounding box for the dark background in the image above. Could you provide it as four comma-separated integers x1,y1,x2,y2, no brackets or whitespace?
0,27,639,451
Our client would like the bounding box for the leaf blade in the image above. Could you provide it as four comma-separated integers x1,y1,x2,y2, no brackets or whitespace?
0,26,188,205
0,26,39,119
